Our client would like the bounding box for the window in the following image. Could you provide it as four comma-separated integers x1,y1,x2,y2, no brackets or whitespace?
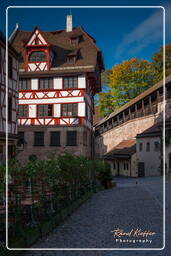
124,163,129,170
68,56,76,64
18,105,28,117
34,132,44,146
139,143,143,152
8,97,12,122
17,132,25,146
8,56,13,79
63,77,77,88
8,145,15,159
83,131,87,146
50,132,60,146
29,51,47,62
67,131,77,146
154,141,160,152
39,78,53,89
71,37,78,45
146,142,150,152
37,104,53,117
61,103,77,117
19,79,31,90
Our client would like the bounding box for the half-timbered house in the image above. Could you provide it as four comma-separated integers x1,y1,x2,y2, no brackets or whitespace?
0,31,19,161
10,16,104,161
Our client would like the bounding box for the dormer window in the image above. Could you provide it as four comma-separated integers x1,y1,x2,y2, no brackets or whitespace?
70,37,78,46
29,51,47,62
68,55,76,64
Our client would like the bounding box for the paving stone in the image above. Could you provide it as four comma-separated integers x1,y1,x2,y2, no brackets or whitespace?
23,177,170,256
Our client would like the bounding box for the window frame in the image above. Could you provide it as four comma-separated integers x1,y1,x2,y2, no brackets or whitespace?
19,79,31,90
39,78,53,90
34,132,44,146
70,37,79,46
61,103,77,117
50,131,61,146
18,105,28,118
146,142,150,152
154,141,160,152
67,55,76,64
139,142,143,152
63,77,78,89
28,51,47,63
17,131,25,147
37,104,53,118
66,131,77,146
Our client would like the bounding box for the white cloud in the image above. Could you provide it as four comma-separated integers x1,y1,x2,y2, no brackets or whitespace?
114,5,171,61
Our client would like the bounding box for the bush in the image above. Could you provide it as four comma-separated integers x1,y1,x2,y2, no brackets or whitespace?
96,161,113,188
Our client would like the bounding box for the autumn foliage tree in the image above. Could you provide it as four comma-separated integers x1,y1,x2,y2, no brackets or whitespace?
98,44,171,117
99,58,155,116
152,43,171,81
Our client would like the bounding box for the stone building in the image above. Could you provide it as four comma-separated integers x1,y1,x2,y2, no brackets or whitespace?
0,31,19,161
136,120,171,177
10,16,104,162
94,75,171,177
104,139,137,177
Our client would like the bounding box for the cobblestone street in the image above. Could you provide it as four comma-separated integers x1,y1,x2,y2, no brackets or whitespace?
24,177,171,256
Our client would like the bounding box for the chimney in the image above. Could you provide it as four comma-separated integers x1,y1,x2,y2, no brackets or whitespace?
66,15,73,32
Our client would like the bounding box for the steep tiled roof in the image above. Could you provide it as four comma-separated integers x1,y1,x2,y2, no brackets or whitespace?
103,139,136,160
0,30,20,58
10,26,104,72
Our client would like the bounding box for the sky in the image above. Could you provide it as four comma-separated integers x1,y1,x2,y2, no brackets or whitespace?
0,0,171,69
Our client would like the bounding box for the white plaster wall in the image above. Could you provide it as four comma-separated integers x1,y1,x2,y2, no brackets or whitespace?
131,153,138,177
31,79,38,90
54,104,61,117
78,75,86,88
19,96,84,105
38,33,46,45
136,137,161,176
29,105,36,118
78,102,85,116
54,77,62,89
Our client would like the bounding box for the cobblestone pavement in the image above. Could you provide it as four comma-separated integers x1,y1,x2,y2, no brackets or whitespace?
24,177,171,256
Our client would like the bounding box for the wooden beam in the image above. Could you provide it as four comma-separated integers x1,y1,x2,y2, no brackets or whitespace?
142,100,145,116
149,96,153,114
135,104,138,118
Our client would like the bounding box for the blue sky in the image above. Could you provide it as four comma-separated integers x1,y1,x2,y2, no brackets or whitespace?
0,0,171,69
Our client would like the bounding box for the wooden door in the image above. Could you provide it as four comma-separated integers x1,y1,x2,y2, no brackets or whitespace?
138,162,145,177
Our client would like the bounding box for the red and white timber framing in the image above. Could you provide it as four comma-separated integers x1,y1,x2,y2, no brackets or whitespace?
18,75,94,129
0,39,18,136
24,27,52,72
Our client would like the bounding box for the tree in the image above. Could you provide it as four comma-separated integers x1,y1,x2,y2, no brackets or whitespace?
101,69,112,85
152,43,171,81
99,58,155,116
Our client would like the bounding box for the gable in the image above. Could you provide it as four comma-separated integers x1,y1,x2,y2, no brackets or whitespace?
26,28,48,46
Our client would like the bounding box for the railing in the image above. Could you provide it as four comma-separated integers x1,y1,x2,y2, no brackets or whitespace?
0,180,96,244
